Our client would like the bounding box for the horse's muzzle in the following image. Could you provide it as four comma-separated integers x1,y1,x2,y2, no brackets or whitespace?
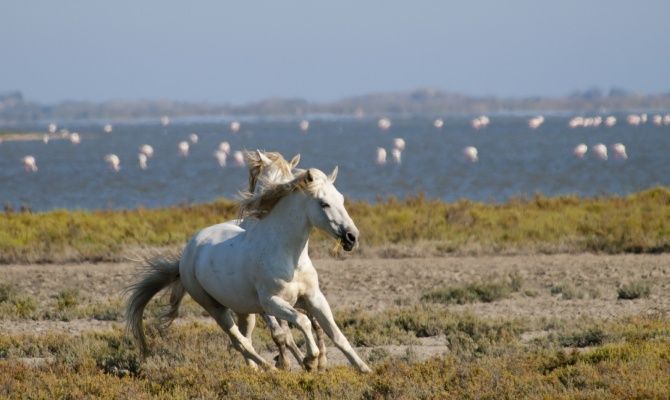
341,231,357,251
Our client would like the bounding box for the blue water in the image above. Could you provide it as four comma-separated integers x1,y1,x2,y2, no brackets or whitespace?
1,115,669,211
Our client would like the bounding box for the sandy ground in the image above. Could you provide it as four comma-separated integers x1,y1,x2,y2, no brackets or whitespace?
2,254,669,367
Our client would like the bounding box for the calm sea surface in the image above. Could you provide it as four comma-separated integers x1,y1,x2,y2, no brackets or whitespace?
1,115,669,211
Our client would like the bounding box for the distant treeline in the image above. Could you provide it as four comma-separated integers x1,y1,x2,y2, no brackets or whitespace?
1,87,670,123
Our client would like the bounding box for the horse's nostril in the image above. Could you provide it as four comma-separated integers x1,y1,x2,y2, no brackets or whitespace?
345,232,356,243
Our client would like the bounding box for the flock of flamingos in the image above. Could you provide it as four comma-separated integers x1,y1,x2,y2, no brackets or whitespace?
16,112,670,173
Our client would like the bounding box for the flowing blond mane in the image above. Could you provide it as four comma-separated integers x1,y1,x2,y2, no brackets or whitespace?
243,151,294,194
239,169,327,219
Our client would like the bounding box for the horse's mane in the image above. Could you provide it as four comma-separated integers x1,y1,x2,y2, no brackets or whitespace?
243,151,294,194
239,169,326,219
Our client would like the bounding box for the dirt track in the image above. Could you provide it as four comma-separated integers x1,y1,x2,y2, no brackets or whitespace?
2,253,668,328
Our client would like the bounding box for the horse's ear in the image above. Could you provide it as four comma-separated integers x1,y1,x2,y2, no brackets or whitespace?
290,153,301,168
328,166,338,183
257,150,272,166
305,169,314,183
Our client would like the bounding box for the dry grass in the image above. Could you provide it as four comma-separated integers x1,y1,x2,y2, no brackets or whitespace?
2,187,670,263
0,255,669,398
0,316,668,399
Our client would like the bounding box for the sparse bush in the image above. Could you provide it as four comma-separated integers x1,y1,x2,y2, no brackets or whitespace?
618,281,651,300
55,288,79,310
12,296,37,318
550,284,581,300
422,281,513,304
559,328,606,348
0,283,16,303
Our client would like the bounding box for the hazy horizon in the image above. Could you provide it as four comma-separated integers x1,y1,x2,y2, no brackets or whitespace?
2,1,669,103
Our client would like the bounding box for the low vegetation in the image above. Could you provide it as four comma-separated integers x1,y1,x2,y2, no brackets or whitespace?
2,187,670,263
0,315,668,399
421,277,518,305
617,280,652,300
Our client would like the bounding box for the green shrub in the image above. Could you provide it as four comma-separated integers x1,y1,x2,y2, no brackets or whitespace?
55,288,80,310
618,281,651,300
559,328,607,348
422,281,513,304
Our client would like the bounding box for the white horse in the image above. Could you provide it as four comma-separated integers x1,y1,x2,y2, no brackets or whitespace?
241,150,329,370
126,166,371,373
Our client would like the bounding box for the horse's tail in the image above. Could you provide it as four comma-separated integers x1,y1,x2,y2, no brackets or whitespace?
125,252,184,357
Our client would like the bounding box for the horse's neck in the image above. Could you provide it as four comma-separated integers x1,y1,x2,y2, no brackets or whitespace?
257,193,311,263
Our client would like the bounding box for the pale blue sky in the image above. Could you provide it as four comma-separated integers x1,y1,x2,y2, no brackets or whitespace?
2,0,669,103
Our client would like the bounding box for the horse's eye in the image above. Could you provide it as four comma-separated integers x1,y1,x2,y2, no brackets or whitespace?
319,201,330,208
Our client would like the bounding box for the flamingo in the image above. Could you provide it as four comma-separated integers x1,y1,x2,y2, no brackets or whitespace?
528,116,545,129
232,150,245,166
640,113,648,124
593,116,602,127
299,120,310,132
569,117,584,128
160,116,170,127
138,153,148,170
463,146,478,162
611,143,628,160
139,144,154,158
376,148,387,165
627,114,641,126
104,154,121,172
178,141,190,157
42,135,49,144
471,116,490,129
653,115,663,126
391,148,402,164
592,144,608,160
189,133,199,144
433,118,444,129
218,141,231,154
69,132,81,145
214,150,228,167
664,115,670,126
22,156,38,172
393,138,406,151
230,121,241,133
605,116,617,127
583,117,594,127
378,117,391,131
104,124,113,133
48,123,57,134
573,144,588,159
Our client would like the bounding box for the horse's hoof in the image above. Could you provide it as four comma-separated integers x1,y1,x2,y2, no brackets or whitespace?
303,355,318,371
359,364,372,374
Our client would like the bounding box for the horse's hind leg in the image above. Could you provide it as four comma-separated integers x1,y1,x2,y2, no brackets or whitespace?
237,314,259,369
210,307,274,370
183,278,272,370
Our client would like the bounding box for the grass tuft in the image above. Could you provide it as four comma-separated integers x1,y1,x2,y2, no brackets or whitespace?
617,281,651,300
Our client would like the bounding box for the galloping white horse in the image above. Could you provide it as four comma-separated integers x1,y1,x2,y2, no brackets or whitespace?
126,166,371,373
241,150,328,370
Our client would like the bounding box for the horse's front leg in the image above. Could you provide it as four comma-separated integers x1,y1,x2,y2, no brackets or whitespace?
260,296,320,371
304,290,371,373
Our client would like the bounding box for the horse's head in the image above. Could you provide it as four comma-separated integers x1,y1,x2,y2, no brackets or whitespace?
245,150,300,195
303,167,359,251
